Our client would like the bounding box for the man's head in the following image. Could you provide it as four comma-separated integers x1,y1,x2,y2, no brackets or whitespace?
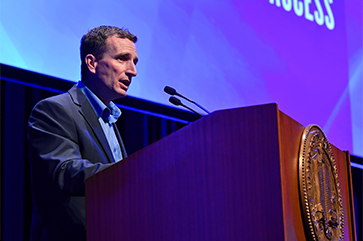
80,26,138,104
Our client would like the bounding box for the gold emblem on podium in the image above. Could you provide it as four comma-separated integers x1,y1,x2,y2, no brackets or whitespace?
298,125,344,241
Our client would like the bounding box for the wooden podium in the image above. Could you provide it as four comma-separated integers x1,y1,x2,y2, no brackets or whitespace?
85,103,356,240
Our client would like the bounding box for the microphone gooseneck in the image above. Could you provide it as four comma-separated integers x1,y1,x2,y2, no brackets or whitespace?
168,97,204,117
164,86,210,115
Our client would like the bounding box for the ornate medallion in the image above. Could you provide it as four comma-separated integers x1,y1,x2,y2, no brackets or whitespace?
298,125,344,241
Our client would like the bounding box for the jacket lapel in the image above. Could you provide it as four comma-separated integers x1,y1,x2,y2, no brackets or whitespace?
112,123,127,159
68,85,115,163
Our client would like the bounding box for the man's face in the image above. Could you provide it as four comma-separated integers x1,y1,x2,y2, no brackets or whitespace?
94,35,138,104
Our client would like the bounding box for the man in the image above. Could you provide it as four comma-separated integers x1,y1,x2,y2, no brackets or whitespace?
28,26,138,241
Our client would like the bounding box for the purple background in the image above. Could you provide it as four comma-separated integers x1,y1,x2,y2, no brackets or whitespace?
0,0,361,156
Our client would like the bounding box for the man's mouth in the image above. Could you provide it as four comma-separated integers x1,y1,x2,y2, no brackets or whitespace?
119,79,130,90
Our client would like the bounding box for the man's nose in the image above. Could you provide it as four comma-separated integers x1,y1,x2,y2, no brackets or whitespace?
127,62,137,77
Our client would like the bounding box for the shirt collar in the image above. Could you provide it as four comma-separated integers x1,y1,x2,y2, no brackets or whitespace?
77,81,121,124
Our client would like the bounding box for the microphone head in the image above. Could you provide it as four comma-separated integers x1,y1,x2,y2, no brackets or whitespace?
164,86,176,95
169,96,182,106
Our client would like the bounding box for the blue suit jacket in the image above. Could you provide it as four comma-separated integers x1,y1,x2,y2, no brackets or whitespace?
28,85,126,241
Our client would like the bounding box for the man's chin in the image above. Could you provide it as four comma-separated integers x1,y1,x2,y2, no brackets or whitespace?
117,90,127,99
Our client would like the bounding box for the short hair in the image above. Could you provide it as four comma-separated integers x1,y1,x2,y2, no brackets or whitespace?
80,25,137,80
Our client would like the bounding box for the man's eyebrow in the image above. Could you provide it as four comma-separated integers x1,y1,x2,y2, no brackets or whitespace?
115,52,129,58
115,52,138,63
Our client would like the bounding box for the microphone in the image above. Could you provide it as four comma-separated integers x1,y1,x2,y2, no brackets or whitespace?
164,86,177,95
164,86,210,114
169,97,204,117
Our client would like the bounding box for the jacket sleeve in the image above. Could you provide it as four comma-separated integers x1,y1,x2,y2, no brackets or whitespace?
28,98,113,196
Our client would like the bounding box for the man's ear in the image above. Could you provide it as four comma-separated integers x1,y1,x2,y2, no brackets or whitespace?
85,54,97,74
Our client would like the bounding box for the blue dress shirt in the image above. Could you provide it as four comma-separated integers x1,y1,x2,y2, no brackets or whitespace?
77,81,123,162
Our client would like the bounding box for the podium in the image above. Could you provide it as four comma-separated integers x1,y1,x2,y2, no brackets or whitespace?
85,103,356,240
